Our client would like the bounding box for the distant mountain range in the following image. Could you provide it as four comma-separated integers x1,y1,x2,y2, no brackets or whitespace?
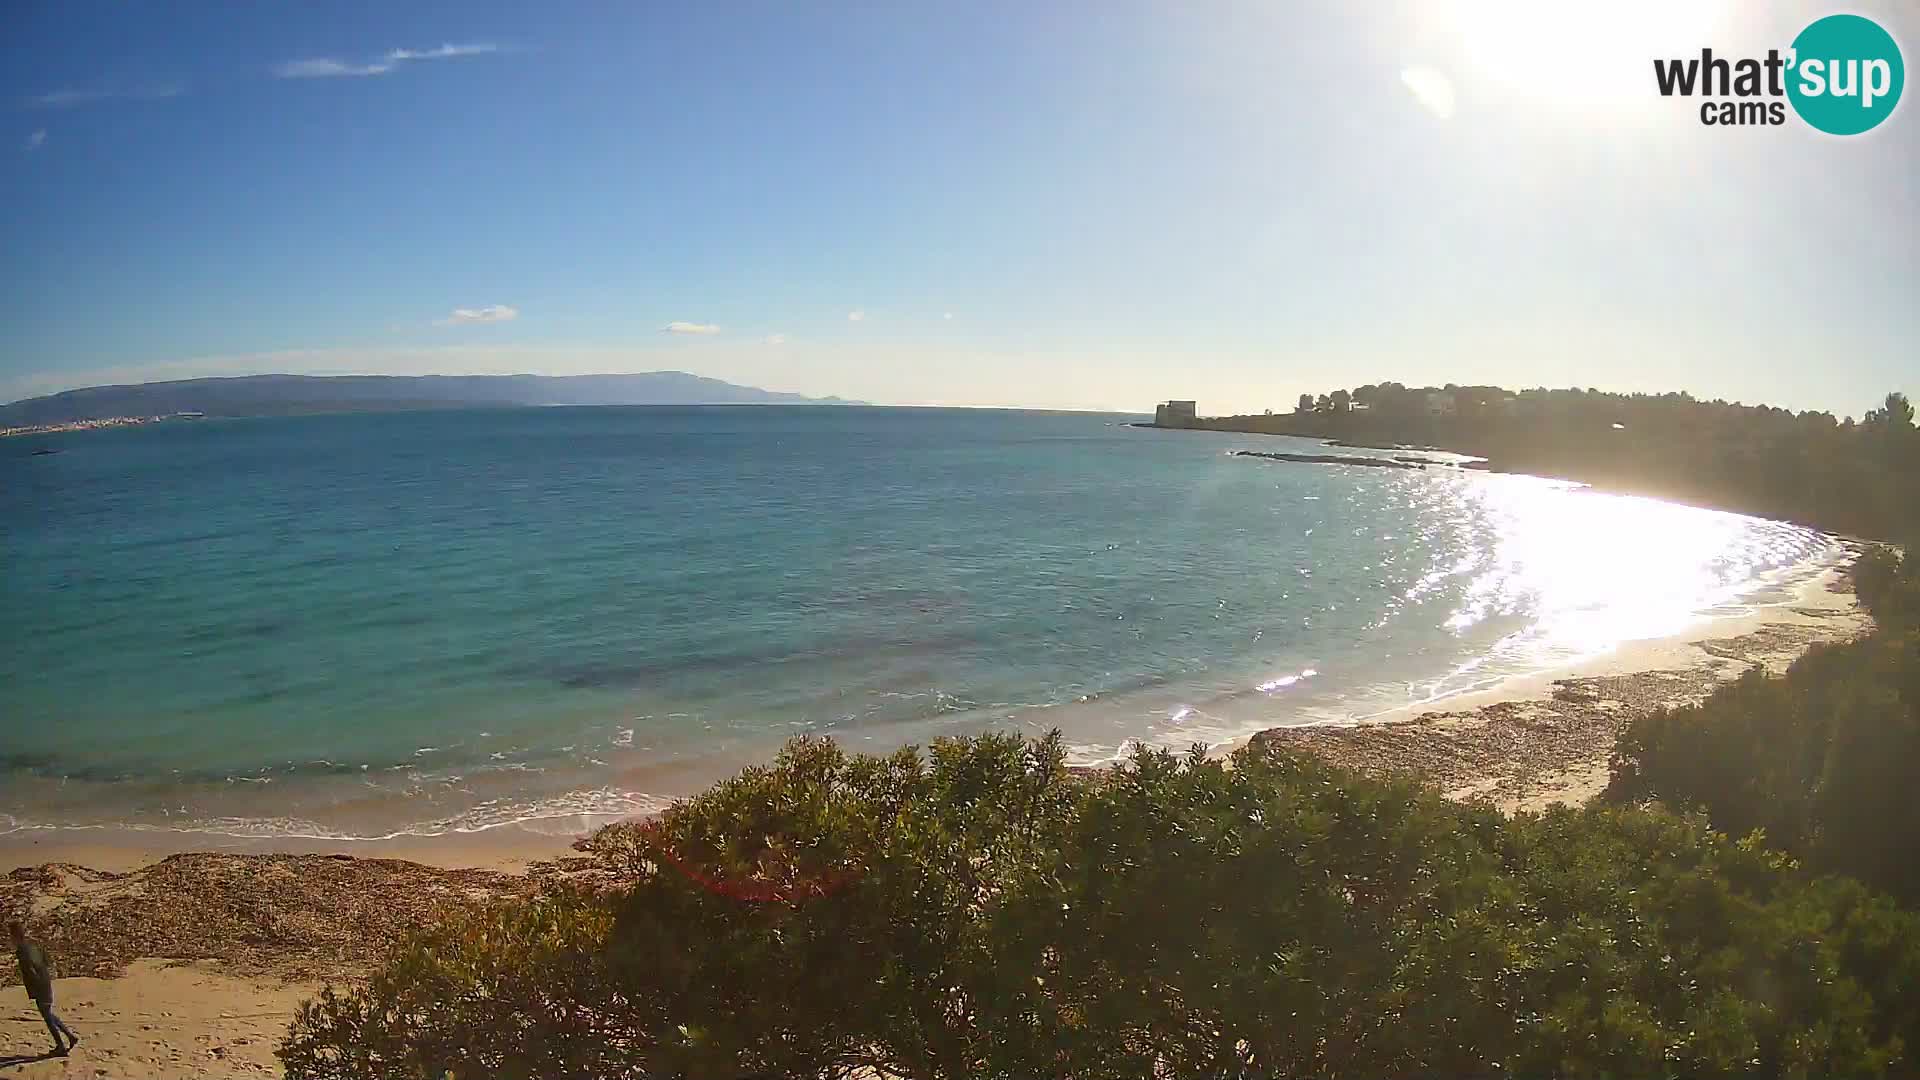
0,372,855,426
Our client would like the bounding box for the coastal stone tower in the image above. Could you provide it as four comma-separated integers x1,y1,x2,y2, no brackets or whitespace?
1154,400,1197,428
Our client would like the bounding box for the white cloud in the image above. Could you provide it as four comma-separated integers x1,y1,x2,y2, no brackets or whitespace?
1401,66,1457,119
24,129,46,151
847,310,866,322
276,58,394,79
276,43,500,79
438,304,519,325
388,44,498,62
661,321,721,335
764,333,786,345
942,312,953,320
28,85,182,109
31,89,111,108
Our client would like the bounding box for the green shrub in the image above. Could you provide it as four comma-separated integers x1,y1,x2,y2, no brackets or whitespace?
285,734,1920,1079
278,889,627,1080
1855,544,1919,628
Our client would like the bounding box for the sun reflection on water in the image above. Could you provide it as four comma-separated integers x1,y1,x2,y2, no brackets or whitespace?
1436,472,1830,668
1131,468,1838,763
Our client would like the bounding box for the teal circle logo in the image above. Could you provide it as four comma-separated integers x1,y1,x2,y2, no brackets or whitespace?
1787,14,1904,135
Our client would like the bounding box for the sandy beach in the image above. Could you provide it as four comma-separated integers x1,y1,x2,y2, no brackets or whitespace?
0,554,1872,1077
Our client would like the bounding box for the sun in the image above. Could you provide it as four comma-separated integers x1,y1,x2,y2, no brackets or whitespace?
1437,0,1730,107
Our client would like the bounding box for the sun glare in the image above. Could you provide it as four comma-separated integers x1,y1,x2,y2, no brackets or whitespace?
1453,473,1819,662
1440,0,1729,107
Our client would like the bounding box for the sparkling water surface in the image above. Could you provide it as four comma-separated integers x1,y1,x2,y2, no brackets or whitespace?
0,406,1837,837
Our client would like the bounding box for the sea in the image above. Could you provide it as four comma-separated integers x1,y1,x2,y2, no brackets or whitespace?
0,406,1840,840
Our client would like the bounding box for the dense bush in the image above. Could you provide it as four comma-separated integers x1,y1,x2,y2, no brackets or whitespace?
284,733,1920,1078
1608,547,1920,900
278,889,629,1080
1854,544,1919,628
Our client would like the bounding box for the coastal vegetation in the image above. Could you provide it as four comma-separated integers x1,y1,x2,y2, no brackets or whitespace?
287,717,1920,1077
1194,386,1918,541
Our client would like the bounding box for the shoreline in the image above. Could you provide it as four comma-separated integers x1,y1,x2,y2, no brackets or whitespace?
0,553,1872,1076
0,551,1865,880
0,546,1864,873
5,417,1845,855
1238,554,1869,813
1,414,184,439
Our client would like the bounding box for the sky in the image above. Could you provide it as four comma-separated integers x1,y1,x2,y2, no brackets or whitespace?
2,1,1914,416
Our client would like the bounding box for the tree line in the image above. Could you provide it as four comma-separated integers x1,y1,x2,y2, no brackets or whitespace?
1208,386,1917,541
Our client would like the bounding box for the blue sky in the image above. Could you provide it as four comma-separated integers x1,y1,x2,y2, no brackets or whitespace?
3,1,1914,414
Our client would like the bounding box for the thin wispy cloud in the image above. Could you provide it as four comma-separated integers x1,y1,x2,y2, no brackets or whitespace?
1401,66,1457,120
764,333,787,345
847,310,866,322
388,44,497,62
276,59,392,79
438,304,519,326
31,89,110,108
24,129,46,152
942,312,953,321
661,321,721,335
275,43,501,80
27,84,182,109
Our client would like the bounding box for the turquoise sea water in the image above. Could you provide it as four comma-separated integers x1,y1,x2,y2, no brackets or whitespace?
0,407,1838,837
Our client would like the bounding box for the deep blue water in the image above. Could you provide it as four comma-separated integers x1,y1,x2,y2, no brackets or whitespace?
0,406,1836,837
